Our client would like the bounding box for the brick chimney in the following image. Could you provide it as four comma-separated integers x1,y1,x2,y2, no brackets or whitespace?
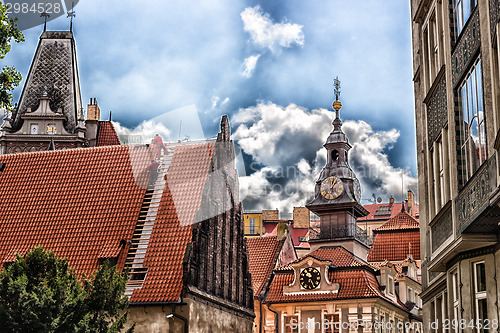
389,196,394,204
85,98,100,146
407,190,415,216
292,207,310,229
87,98,100,121
262,209,279,221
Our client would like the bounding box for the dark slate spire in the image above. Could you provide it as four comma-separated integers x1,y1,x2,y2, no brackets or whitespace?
11,30,83,134
47,137,55,151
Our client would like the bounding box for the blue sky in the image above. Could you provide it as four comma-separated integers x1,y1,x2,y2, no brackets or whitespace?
3,0,418,211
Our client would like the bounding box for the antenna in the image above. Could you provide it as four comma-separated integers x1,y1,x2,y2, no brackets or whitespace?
41,11,50,32
401,170,404,203
178,120,182,142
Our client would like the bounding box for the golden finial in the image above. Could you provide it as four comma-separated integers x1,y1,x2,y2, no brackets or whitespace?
332,76,342,111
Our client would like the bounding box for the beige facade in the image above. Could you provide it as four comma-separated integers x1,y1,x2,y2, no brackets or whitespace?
409,0,500,330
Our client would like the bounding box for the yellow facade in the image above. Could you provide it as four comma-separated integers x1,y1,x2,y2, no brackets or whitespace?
243,212,263,237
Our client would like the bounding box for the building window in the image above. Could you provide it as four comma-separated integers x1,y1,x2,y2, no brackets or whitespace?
452,271,460,333
249,218,255,234
324,314,340,333
388,276,394,296
283,315,299,333
473,262,487,332
453,0,477,37
458,59,486,183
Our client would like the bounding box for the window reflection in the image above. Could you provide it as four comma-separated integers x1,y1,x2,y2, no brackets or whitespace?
453,0,477,37
459,59,486,183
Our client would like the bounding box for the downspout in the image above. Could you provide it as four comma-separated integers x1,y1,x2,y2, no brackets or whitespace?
170,303,188,333
267,303,279,333
493,250,499,324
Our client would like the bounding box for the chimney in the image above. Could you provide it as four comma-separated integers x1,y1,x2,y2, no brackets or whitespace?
87,98,100,121
389,196,394,204
262,209,279,221
407,190,415,215
293,207,310,229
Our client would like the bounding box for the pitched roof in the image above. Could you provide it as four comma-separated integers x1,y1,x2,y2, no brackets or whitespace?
0,145,150,276
0,141,216,304
131,142,214,303
368,211,421,262
96,121,121,146
375,211,419,231
357,203,419,222
246,236,284,297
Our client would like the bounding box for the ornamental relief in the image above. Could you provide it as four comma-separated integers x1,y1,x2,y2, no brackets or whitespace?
456,156,497,234
452,8,481,88
431,205,452,253
427,73,447,148
490,0,499,44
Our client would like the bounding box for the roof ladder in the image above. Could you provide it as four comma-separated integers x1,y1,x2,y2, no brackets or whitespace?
124,148,175,297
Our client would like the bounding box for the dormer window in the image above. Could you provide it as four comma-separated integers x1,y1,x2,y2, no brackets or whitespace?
388,275,394,296
30,124,38,135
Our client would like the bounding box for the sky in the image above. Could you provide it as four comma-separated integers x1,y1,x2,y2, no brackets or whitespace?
3,0,418,212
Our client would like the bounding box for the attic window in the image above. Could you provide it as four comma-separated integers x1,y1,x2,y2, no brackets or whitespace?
388,276,394,296
375,206,392,216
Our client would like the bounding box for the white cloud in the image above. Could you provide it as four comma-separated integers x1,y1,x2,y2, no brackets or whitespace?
113,120,171,144
233,102,417,211
241,54,261,78
241,6,304,52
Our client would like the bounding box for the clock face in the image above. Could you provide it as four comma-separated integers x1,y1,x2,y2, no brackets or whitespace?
353,178,361,201
299,267,321,290
320,176,344,200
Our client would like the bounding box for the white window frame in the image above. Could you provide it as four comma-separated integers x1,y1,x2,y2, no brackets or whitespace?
473,261,487,333
388,276,394,296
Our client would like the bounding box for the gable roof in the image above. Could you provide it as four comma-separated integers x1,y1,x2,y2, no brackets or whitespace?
368,211,421,262
96,121,121,146
247,236,284,297
0,141,216,304
357,203,419,222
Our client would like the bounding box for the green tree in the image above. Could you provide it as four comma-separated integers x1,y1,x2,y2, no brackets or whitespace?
0,2,24,111
0,247,134,333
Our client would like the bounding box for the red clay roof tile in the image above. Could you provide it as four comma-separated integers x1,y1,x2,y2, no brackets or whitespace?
247,236,284,297
96,121,121,147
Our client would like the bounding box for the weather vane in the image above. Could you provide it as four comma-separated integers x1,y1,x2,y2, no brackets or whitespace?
67,2,76,32
333,76,341,101
41,12,50,32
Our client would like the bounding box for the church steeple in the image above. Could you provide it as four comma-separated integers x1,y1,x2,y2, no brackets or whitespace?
306,78,369,257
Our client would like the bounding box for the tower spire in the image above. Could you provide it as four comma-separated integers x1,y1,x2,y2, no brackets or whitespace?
40,12,50,32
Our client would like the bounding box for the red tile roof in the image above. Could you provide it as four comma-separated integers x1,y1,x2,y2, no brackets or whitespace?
131,143,214,303
265,268,384,303
96,121,121,146
0,141,216,304
246,236,284,297
0,145,150,277
368,211,421,262
358,203,419,222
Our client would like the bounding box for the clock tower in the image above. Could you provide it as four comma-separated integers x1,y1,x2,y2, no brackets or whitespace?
306,78,369,258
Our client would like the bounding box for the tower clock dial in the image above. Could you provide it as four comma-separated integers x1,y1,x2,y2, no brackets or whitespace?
320,176,344,200
299,267,321,290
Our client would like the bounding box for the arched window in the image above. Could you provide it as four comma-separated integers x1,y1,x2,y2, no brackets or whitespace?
331,150,339,161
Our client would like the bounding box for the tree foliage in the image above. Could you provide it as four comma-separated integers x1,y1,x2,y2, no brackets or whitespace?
0,2,24,110
0,247,134,333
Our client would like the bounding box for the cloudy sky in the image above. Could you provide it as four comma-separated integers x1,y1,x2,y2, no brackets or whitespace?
4,0,417,212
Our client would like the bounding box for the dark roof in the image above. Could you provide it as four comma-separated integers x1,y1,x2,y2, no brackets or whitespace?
13,31,82,133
